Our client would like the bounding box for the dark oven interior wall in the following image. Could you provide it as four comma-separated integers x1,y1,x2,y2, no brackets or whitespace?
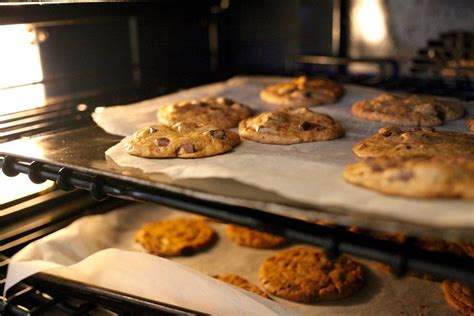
136,7,213,96
0,2,218,99
222,0,335,75
1,1,335,100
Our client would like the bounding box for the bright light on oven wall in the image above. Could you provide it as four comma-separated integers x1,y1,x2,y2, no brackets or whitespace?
0,24,52,205
0,24,46,115
348,0,394,74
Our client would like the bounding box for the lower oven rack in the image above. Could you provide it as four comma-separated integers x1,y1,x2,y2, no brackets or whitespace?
3,273,204,316
1,155,473,286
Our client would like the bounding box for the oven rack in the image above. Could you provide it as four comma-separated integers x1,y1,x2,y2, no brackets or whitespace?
0,192,204,316
1,155,473,286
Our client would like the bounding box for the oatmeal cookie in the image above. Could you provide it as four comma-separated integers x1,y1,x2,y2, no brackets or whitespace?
343,155,474,199
226,224,286,249
467,116,474,132
442,280,474,316
134,218,216,256
352,127,474,159
351,93,464,126
239,107,344,144
260,76,344,108
259,246,364,302
126,122,240,158
157,97,253,129
214,274,269,298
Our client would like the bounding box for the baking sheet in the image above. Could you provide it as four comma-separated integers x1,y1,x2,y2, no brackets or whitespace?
6,203,457,315
95,76,474,230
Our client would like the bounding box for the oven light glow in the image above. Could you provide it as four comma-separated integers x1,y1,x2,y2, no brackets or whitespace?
353,0,387,44
0,24,46,115
0,173,53,206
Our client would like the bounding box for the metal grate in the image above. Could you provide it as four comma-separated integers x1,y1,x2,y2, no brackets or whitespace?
411,31,474,80
1,156,473,288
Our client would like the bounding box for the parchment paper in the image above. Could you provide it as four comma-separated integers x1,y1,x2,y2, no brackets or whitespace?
93,76,474,230
6,203,456,315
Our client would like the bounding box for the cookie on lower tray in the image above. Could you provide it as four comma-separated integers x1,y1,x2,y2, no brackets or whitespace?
343,155,474,199
134,218,216,256
467,116,474,132
352,127,474,159
260,76,344,108
442,280,474,316
157,97,253,129
239,107,344,144
459,242,474,257
214,274,269,298
125,122,240,158
226,225,286,249
259,246,364,303
351,93,464,126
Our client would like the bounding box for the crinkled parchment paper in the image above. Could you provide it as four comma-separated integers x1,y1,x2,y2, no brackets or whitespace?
6,203,456,315
93,76,474,230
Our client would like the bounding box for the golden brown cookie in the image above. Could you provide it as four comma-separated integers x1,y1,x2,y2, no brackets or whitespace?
260,76,344,108
313,219,339,228
352,127,474,159
467,116,474,132
214,274,269,298
225,225,286,249
259,246,364,303
157,97,253,129
134,218,216,256
126,122,240,158
239,107,344,144
343,155,474,199
460,242,474,258
351,93,464,126
442,280,474,316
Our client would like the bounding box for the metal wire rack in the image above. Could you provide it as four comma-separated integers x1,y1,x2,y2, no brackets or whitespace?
1,155,473,287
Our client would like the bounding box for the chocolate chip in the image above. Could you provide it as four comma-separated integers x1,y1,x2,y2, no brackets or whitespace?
395,144,411,150
216,97,233,105
148,127,158,134
378,127,401,137
370,164,383,172
303,91,312,97
298,121,322,131
181,143,195,153
436,110,446,121
156,137,170,146
398,170,414,181
209,130,226,139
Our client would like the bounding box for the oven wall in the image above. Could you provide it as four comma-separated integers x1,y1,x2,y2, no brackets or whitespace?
349,0,474,74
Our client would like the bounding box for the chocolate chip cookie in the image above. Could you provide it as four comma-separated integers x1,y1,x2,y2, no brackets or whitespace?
467,116,474,132
214,274,269,298
353,127,474,159
157,97,253,129
239,108,344,144
226,225,286,249
260,76,344,108
126,122,240,158
343,155,474,199
134,218,216,256
259,246,364,303
352,93,464,126
442,280,474,316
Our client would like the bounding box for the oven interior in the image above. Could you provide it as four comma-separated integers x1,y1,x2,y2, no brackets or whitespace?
0,1,473,315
